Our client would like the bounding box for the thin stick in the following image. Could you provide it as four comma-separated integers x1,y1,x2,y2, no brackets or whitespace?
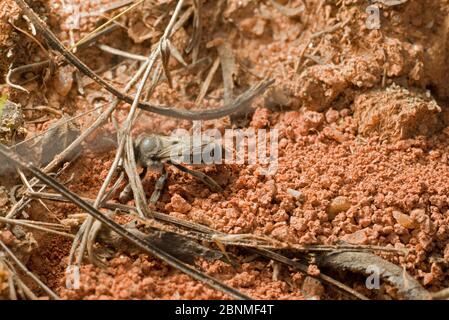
98,44,147,61
6,165,67,219
8,273,18,300
6,71,135,220
70,0,146,52
6,65,29,93
1,217,66,228
2,259,38,300
13,0,273,120
0,144,251,300
15,276,38,300
81,0,188,266
81,0,135,18
73,0,190,260
75,24,121,49
0,238,60,299
77,45,159,267
23,105,63,116
9,19,49,55
33,191,369,300
432,288,449,300
17,168,54,216
252,247,369,300
0,216,74,238
6,60,50,93
70,59,150,266
196,57,220,104
311,18,351,39
29,191,406,255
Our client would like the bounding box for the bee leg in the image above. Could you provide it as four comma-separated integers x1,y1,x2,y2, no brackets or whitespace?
119,167,148,203
149,167,167,204
171,162,223,192
119,184,132,203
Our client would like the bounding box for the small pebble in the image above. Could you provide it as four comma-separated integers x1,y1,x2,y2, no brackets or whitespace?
302,276,324,300
393,211,417,230
0,230,15,246
287,188,303,200
53,65,74,97
167,194,192,214
341,229,369,245
328,196,351,218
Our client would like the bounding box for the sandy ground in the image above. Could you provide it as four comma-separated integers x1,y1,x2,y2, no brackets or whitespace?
2,0,449,300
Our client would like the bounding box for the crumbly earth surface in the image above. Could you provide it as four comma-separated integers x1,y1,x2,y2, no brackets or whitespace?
2,0,449,300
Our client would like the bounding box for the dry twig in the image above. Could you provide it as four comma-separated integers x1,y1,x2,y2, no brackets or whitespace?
0,143,250,300
13,0,273,120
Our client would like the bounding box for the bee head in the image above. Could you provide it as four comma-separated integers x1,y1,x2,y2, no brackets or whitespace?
134,134,162,169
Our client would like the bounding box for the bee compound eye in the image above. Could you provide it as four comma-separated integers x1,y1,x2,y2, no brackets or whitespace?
139,136,158,154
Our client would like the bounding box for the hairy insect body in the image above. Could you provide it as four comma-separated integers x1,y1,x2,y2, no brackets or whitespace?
119,133,222,204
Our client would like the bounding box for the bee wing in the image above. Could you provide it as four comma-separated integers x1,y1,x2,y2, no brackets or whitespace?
190,136,232,163
156,135,189,161
204,135,236,154
155,135,234,164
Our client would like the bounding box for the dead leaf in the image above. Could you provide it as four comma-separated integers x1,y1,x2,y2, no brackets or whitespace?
318,251,430,300
99,223,225,265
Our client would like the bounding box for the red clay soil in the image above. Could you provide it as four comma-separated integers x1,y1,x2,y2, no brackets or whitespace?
2,0,449,300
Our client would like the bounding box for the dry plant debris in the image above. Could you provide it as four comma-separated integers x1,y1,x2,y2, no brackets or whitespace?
1,0,449,300
0,99,25,145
